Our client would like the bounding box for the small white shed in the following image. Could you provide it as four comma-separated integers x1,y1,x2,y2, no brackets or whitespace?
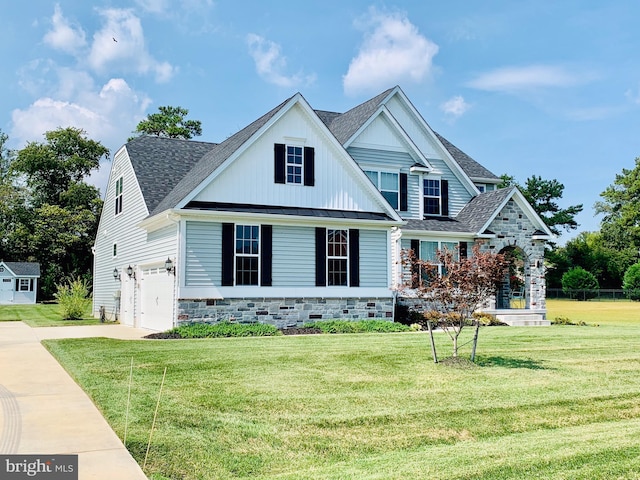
0,261,41,304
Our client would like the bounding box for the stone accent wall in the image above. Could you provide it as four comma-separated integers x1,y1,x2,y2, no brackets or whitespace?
177,297,394,328
479,199,547,311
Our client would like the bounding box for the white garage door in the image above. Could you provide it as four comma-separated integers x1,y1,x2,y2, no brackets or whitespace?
140,266,175,331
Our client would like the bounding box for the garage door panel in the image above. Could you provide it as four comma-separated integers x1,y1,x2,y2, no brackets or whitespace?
141,268,174,331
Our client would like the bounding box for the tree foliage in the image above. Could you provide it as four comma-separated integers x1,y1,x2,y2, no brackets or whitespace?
500,174,583,236
133,105,202,140
595,157,640,251
400,245,509,362
623,263,640,301
561,267,599,300
2,128,107,299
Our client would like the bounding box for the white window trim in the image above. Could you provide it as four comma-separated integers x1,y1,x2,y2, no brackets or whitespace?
423,176,442,216
364,169,400,209
115,176,124,216
327,229,349,287
420,240,459,275
286,145,304,185
234,224,261,286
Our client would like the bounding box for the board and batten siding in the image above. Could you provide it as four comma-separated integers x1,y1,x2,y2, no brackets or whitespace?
184,221,221,286
348,147,421,219
192,103,388,215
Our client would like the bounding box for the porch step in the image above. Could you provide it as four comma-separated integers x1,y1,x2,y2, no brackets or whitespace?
495,312,550,327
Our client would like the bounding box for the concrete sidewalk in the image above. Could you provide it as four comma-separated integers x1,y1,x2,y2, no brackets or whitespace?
0,321,150,479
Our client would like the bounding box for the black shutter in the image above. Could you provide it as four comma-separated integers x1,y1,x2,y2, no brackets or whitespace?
315,227,326,286
15,279,18,291
304,146,315,186
221,223,234,286
441,179,449,216
400,173,408,211
410,239,420,288
459,241,468,259
349,229,360,287
274,143,286,184
261,225,272,286
30,279,34,291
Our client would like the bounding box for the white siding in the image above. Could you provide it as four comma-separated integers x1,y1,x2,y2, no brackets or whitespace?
192,103,388,215
92,147,178,318
185,221,221,286
349,114,407,151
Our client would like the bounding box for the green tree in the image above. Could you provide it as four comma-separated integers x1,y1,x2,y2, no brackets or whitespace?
623,263,640,301
500,174,583,236
595,157,640,251
133,106,202,140
561,267,599,300
8,128,107,298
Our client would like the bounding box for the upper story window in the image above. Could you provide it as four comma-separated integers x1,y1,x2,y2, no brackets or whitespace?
287,146,303,184
235,225,260,286
327,229,348,286
424,179,441,215
365,170,399,209
475,184,486,193
274,143,315,186
115,177,123,215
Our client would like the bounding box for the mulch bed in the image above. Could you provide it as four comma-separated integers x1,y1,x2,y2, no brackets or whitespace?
144,326,323,339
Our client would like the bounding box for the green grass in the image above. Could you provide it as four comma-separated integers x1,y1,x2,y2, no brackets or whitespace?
44,319,640,479
546,298,640,325
0,303,105,327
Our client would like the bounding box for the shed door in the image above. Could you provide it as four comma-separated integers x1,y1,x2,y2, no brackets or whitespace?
140,266,174,331
0,278,13,303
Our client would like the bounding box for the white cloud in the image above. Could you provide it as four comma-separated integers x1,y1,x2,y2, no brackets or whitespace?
467,65,580,92
43,4,87,54
134,0,171,14
440,95,471,120
343,9,439,96
247,34,315,88
88,8,175,83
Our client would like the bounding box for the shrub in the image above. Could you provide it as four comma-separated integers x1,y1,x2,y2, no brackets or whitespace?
561,267,599,300
54,277,92,319
168,321,281,338
623,263,640,301
303,319,410,334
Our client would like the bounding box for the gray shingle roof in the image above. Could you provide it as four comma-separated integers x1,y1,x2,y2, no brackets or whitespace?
433,132,499,181
455,187,515,233
127,136,217,214
149,96,293,216
184,201,393,221
403,217,474,234
316,88,394,144
3,262,40,276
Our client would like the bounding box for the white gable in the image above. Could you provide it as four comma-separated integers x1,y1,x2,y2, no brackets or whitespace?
192,101,397,217
350,114,409,153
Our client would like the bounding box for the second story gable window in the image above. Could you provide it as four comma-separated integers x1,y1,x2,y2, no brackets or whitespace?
423,178,449,217
365,170,399,209
274,143,315,186
115,177,123,215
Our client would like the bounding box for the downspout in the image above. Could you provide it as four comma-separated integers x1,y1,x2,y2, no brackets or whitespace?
167,213,181,327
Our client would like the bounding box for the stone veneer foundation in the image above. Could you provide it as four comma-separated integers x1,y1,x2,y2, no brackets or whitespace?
177,297,394,328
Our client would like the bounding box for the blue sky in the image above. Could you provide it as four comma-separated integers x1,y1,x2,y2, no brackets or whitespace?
2,1,640,243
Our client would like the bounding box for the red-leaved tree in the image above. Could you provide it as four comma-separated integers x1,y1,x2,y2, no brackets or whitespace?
400,244,509,362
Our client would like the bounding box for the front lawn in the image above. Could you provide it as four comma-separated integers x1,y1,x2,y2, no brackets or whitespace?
44,322,640,479
0,303,104,327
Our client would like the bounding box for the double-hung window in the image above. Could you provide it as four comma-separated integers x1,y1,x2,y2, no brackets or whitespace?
423,179,441,215
365,170,399,209
287,146,303,184
19,279,31,291
115,177,123,215
327,229,348,286
235,225,260,285
421,240,458,277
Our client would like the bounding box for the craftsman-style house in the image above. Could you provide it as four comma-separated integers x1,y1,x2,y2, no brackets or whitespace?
92,86,552,330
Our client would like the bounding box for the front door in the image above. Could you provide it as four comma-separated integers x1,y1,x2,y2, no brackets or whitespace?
0,278,14,303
